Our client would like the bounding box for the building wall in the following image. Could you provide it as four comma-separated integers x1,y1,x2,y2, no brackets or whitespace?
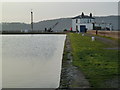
79,23,93,30
72,19,76,31
72,18,94,32
80,18,94,24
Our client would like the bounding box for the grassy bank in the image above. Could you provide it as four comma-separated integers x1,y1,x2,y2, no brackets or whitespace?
69,33,119,88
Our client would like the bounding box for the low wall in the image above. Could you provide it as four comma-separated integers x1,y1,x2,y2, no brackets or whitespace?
87,30,120,39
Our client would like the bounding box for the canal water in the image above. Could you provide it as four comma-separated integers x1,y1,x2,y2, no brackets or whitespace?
0,35,2,89
2,34,66,88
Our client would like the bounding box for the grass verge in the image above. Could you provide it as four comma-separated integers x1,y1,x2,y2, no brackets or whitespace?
69,33,119,88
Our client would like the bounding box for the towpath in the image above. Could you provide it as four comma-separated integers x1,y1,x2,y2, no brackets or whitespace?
59,35,90,88
86,33,119,48
59,33,119,89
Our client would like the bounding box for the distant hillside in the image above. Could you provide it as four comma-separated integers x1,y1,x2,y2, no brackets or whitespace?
1,16,119,32
1,23,30,31
94,16,119,30
34,18,72,32
1,18,72,32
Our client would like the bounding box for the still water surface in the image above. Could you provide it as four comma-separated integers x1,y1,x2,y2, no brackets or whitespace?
2,34,66,88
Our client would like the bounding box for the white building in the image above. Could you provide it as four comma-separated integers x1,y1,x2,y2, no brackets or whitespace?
72,12,95,32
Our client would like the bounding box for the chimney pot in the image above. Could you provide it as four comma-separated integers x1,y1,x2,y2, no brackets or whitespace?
90,13,92,17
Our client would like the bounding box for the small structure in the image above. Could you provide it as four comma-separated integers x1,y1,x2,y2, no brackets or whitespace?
24,29,28,33
94,22,113,31
92,36,95,41
72,12,95,33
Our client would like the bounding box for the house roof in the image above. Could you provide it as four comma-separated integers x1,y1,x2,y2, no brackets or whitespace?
72,15,95,19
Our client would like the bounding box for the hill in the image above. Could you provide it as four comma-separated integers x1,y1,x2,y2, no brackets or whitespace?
1,16,119,32
95,16,119,30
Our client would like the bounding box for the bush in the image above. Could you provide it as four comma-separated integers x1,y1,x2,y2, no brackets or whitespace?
63,29,67,32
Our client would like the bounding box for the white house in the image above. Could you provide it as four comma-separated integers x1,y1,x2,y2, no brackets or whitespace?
72,12,95,32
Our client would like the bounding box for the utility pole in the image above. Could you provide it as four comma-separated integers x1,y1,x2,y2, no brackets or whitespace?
31,9,33,32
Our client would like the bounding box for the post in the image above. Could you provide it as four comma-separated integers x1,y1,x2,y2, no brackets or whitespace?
96,30,98,35
93,22,95,30
92,36,95,41
31,9,33,32
82,33,84,36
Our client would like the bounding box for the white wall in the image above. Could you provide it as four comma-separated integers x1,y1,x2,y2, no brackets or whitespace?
72,19,76,31
72,18,94,32
87,23,94,30
80,18,94,24
73,23,93,32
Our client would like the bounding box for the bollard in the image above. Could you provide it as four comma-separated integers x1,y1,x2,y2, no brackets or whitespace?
82,34,84,36
92,36,95,41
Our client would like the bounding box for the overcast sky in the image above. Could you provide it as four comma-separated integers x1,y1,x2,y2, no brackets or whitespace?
1,2,119,23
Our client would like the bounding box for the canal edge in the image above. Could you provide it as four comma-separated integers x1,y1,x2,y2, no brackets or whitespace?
59,34,90,88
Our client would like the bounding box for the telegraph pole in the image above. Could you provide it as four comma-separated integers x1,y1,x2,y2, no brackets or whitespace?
31,9,33,32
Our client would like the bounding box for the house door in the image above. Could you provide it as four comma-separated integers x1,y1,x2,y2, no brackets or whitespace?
80,25,86,32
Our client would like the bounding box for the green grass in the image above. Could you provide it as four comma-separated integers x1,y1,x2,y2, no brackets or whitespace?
69,33,119,88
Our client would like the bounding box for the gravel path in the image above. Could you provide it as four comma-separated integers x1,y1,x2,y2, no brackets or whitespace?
86,33,119,48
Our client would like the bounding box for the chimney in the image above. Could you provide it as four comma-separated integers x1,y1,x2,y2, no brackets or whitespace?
90,13,92,17
81,12,84,17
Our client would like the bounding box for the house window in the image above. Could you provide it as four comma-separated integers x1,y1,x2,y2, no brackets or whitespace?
90,19,91,22
84,19,86,23
76,19,78,23
87,19,89,23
